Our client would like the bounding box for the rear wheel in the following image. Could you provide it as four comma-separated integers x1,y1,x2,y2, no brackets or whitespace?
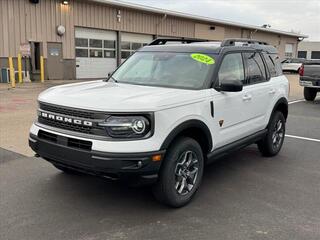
153,137,204,207
304,87,317,101
258,111,285,157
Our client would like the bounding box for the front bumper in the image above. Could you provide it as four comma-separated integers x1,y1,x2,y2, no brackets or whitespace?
29,133,165,180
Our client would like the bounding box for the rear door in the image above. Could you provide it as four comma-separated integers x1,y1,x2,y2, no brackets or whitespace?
242,51,272,131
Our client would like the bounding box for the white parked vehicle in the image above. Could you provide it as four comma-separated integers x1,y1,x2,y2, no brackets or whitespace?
29,38,289,207
281,58,305,73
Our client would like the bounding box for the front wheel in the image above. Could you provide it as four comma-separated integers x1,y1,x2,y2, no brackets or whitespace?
304,87,317,101
153,137,204,208
258,111,286,157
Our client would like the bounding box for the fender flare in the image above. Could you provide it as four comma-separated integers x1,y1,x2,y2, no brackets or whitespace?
160,119,213,152
269,97,288,122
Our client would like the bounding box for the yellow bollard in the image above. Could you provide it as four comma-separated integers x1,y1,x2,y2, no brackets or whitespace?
40,56,44,83
8,57,15,88
18,54,23,83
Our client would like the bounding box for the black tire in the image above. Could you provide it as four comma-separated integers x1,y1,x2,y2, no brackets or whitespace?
153,137,204,208
258,111,286,157
53,164,81,175
304,87,317,101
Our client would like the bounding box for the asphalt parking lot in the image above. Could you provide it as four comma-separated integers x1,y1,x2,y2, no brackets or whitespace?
0,77,320,240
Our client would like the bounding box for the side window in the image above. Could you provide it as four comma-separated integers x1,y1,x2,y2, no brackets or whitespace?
269,54,283,76
243,52,267,84
262,52,277,78
218,53,244,84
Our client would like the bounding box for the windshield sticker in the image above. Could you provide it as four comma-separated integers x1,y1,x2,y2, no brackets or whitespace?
191,53,215,65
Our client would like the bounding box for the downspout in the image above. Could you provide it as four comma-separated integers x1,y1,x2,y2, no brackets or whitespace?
156,14,167,38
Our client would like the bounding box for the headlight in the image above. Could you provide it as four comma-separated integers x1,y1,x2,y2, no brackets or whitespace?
98,116,151,138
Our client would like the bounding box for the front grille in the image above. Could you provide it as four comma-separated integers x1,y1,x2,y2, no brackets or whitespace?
38,117,92,134
38,130,92,151
38,103,108,136
39,102,98,119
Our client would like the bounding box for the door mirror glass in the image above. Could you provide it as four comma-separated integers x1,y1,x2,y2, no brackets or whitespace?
219,80,243,92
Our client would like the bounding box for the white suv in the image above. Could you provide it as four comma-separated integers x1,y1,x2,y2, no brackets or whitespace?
29,38,289,207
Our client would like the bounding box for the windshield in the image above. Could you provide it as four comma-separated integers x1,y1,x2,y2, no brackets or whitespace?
111,52,216,89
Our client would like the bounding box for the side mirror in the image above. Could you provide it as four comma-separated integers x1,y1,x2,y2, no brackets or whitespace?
216,80,243,92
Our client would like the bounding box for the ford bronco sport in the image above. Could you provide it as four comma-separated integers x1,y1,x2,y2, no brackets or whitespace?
29,38,289,207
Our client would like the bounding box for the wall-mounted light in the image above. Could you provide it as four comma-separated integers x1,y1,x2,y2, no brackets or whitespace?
57,25,66,36
117,10,121,22
62,0,69,5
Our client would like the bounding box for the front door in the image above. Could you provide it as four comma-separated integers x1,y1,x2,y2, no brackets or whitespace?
212,52,254,148
47,42,63,79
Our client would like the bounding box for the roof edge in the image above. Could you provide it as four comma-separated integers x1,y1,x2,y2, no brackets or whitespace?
90,0,308,38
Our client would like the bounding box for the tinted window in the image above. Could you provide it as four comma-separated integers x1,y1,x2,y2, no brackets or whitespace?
76,49,88,57
270,54,283,76
311,51,320,59
298,51,307,58
104,40,116,49
89,39,102,48
262,53,276,77
218,53,244,83
244,52,266,84
75,38,88,47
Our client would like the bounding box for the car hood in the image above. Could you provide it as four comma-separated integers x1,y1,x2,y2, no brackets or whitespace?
38,80,208,112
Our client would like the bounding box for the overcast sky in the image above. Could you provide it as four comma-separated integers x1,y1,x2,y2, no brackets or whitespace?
122,0,320,40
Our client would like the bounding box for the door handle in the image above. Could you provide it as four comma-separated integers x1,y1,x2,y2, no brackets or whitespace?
269,89,276,94
242,94,252,101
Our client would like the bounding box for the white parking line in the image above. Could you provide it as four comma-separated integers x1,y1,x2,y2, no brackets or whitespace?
288,99,305,105
285,134,320,143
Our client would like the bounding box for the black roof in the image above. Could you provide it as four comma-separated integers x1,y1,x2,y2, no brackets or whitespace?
138,38,278,54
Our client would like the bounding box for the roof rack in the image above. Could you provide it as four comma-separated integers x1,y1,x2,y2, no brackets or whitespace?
221,38,269,47
149,38,208,45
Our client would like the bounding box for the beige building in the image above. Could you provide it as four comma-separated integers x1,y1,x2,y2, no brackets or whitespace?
298,41,320,59
0,0,307,81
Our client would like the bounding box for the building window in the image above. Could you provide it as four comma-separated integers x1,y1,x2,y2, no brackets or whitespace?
76,48,88,57
75,38,88,47
75,38,116,59
297,51,307,59
285,44,294,58
311,51,320,59
121,42,146,59
89,49,103,58
89,39,103,48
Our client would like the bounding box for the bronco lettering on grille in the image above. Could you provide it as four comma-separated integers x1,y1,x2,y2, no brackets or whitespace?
39,111,93,127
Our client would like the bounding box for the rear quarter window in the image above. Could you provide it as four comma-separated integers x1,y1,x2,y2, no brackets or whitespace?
262,52,277,77
269,54,283,76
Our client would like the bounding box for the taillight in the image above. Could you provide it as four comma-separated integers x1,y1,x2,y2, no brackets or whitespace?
299,65,304,76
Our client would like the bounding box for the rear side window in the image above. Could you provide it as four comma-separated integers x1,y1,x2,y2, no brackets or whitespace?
243,52,267,84
262,52,277,77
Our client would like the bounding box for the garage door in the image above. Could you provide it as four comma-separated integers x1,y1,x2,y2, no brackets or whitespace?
75,28,117,79
121,33,153,62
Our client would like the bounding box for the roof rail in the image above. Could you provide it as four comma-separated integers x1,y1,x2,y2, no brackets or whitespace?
149,38,208,45
221,38,269,47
